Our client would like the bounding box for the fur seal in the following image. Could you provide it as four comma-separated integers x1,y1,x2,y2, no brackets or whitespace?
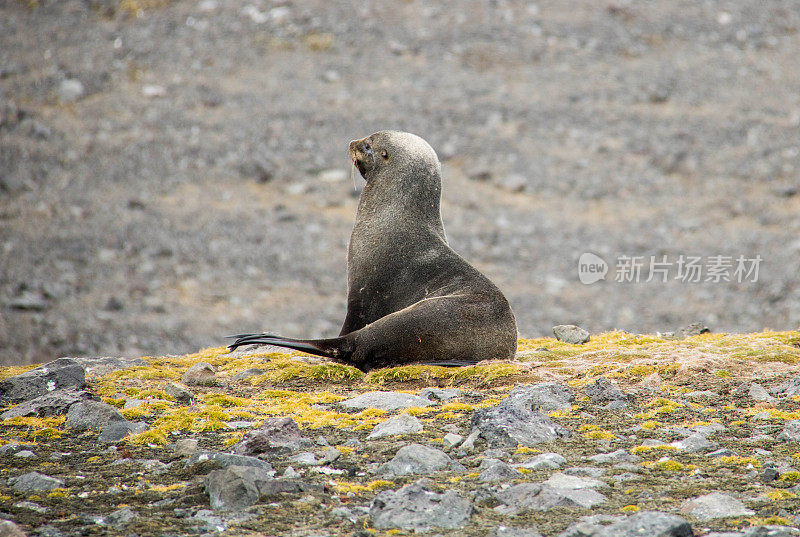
228,131,517,371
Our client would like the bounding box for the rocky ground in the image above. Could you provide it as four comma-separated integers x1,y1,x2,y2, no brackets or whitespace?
1,330,800,536
2,0,800,365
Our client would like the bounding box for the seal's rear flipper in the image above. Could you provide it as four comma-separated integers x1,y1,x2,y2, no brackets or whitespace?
226,333,345,360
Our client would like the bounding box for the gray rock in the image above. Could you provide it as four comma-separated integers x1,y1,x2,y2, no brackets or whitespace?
557,514,624,537
518,452,567,470
680,492,754,520
137,459,170,474
174,438,199,456
378,443,465,476
741,527,800,537
205,465,274,510
181,362,218,386
57,79,85,102
6,290,49,311
340,391,433,411
0,520,25,537
370,479,472,530
65,400,127,431
71,356,148,377
508,382,575,411
707,448,737,458
777,420,800,442
673,322,710,339
563,466,605,478
0,358,86,406
470,394,571,448
0,443,20,454
543,472,606,490
670,433,719,453
688,422,726,436
9,471,64,492
587,449,640,464
495,482,606,513
12,501,48,513
553,324,590,344
164,382,193,404
492,527,543,537
735,382,777,404
186,451,275,474
190,508,227,532
479,459,521,482
231,368,266,382
420,387,462,402
685,390,721,401
771,377,800,398
585,377,631,405
320,446,341,464
105,506,137,527
559,511,694,537
234,416,309,455
98,420,147,442
14,450,35,458
329,507,358,522
282,466,301,479
1,388,93,419
496,173,529,193
443,433,464,449
289,452,320,466
367,413,423,439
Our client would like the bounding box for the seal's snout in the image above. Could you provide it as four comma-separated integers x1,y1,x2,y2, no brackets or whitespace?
349,137,373,178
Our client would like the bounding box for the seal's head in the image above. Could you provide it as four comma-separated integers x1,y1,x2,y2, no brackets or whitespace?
349,131,441,184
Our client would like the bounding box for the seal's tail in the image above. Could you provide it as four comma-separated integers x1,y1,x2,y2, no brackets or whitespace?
226,333,341,359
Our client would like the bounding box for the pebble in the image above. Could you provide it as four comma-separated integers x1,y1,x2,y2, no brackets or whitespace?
370,479,473,531
552,324,590,344
508,382,575,412
777,420,800,442
518,452,567,470
558,511,693,537
367,413,423,439
0,520,25,537
420,387,463,402
0,358,86,406
235,416,310,455
442,433,464,450
670,433,719,453
9,471,64,492
478,459,521,482
57,79,85,102
470,392,571,447
340,391,433,411
494,482,606,514
174,438,199,457
680,492,755,520
378,443,465,477
181,362,218,386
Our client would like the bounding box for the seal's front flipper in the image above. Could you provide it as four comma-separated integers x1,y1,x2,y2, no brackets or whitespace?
420,360,481,367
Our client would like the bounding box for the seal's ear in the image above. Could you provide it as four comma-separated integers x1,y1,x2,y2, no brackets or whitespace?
380,149,389,160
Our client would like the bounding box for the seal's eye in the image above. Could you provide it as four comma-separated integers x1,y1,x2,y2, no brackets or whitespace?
381,150,389,160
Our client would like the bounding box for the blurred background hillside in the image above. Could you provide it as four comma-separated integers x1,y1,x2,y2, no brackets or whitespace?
1,0,799,364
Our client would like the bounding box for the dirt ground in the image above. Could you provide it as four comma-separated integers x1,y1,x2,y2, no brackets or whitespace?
1,0,799,365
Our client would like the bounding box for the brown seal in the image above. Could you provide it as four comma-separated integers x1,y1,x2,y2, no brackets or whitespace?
228,131,517,371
